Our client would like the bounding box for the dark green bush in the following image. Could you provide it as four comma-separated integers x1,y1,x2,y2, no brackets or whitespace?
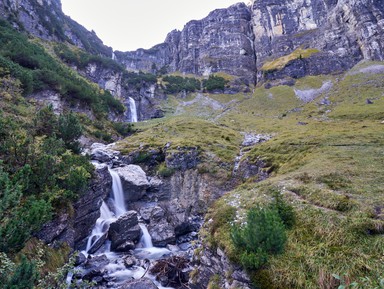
203,75,228,92
162,75,201,94
269,189,296,229
231,206,287,270
2,255,38,289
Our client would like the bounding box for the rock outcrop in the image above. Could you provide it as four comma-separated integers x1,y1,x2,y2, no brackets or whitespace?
35,164,112,249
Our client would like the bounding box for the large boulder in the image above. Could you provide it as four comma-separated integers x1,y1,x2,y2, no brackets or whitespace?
113,165,150,201
109,211,141,252
118,278,159,289
148,219,176,247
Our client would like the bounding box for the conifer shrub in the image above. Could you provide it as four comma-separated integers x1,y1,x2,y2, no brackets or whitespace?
231,206,287,270
203,75,228,92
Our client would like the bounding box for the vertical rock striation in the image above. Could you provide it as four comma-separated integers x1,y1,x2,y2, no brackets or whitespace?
115,3,257,84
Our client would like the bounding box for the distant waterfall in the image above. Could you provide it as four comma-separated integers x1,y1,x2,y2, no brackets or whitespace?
112,51,117,60
129,97,138,123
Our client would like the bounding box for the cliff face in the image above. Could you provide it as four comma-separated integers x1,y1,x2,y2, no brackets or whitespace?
116,0,384,84
252,0,384,81
116,3,257,84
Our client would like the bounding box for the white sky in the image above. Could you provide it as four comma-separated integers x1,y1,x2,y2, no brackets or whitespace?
61,0,247,51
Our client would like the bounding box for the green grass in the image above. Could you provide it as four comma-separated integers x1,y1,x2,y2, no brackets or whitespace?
175,62,384,288
261,48,320,72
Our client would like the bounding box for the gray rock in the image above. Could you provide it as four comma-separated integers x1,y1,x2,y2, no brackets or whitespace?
109,211,141,252
148,220,176,247
118,278,159,289
90,143,120,163
113,165,150,202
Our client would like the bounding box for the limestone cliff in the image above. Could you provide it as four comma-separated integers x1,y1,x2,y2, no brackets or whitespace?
252,0,384,81
115,3,257,85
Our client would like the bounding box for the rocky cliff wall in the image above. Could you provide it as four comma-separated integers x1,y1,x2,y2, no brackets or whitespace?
116,3,257,85
252,0,384,81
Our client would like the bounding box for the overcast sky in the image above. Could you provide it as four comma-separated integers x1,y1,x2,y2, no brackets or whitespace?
61,0,247,52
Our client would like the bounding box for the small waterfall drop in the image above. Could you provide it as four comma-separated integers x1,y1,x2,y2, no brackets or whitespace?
129,97,138,123
112,51,117,60
139,223,153,248
108,168,126,217
85,201,115,253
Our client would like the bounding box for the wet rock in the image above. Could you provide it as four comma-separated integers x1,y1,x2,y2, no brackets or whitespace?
74,252,87,266
87,232,108,254
113,165,150,202
109,211,141,252
123,255,137,268
90,143,120,163
118,278,159,289
148,220,176,247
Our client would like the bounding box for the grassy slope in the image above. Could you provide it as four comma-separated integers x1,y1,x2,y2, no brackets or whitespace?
118,61,384,288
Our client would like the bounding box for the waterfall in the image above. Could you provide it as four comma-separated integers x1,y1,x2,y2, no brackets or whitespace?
112,51,117,60
108,168,127,217
129,97,138,123
85,201,115,253
84,167,127,254
139,223,153,248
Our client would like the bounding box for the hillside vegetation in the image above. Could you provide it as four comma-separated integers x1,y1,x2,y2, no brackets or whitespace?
118,61,384,288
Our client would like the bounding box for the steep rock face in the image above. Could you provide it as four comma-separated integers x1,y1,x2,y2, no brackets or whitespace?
116,3,256,84
0,0,111,56
252,0,384,81
79,63,165,121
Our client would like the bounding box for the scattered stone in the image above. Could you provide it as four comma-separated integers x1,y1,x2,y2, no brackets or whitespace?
366,98,374,104
297,121,308,125
241,133,271,147
123,255,137,268
74,252,87,266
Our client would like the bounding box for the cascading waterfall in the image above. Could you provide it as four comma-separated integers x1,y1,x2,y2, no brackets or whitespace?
80,164,173,288
139,223,153,248
129,97,138,123
109,168,126,217
112,51,117,60
85,201,115,253
84,167,127,254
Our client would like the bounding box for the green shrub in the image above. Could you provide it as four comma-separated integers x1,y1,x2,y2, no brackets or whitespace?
231,206,287,270
162,75,201,94
157,163,175,178
269,189,296,229
2,255,38,289
203,75,228,92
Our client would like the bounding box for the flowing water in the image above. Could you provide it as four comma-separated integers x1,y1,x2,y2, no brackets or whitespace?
129,97,138,123
79,165,173,288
